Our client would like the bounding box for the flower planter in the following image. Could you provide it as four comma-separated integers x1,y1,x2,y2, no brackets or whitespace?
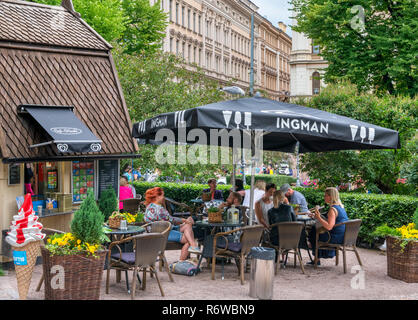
41,247,107,300
386,236,418,283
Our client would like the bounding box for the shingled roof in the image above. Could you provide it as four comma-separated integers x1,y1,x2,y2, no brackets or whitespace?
0,0,110,51
0,0,138,161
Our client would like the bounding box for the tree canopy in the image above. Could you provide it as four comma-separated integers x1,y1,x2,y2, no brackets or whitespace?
291,0,418,97
295,82,417,194
114,47,232,180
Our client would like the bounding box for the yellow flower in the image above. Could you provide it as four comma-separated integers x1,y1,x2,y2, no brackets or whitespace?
77,239,81,245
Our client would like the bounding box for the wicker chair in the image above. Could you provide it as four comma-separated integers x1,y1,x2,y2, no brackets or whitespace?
141,221,174,282
237,205,249,225
106,233,166,299
268,222,305,274
164,197,194,218
211,225,264,285
121,198,142,213
314,219,363,273
35,228,65,292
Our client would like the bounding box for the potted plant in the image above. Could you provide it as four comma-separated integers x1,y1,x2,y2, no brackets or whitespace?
208,206,223,223
107,211,125,229
41,190,108,299
373,208,418,283
202,191,212,202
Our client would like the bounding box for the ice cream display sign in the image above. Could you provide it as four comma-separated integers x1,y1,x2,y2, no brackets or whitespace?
13,251,28,266
5,193,45,300
6,193,46,247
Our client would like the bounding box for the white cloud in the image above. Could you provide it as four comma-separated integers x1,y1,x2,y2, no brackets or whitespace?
251,0,293,36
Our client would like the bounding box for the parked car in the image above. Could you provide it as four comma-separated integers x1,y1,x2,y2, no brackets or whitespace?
217,177,227,185
278,163,290,175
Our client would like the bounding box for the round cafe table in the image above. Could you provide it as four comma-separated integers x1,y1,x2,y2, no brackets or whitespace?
104,225,145,239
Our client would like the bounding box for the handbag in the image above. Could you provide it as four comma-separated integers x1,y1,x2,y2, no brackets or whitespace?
169,260,201,276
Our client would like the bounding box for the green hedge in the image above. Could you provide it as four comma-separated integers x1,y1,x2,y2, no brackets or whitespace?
226,174,296,187
133,182,418,247
133,181,233,205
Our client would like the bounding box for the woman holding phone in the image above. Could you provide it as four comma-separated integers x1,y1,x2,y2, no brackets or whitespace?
307,187,349,265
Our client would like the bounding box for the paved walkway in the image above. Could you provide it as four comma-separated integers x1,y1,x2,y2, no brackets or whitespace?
1,248,417,300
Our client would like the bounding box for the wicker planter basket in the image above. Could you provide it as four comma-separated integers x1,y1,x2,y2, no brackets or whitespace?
108,216,123,229
41,247,107,300
386,236,418,283
208,210,223,223
202,193,212,202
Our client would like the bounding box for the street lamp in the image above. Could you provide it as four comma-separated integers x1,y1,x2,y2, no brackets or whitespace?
221,86,245,96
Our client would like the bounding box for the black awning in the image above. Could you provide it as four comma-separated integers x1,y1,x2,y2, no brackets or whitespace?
21,105,102,153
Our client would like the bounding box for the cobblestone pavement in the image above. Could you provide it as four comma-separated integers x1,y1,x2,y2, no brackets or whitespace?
1,248,417,300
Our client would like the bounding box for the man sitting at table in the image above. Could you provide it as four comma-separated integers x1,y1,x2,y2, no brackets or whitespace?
218,192,244,222
203,178,224,201
218,192,242,210
280,183,309,213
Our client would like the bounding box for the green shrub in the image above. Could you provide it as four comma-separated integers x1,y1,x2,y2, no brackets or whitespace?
134,182,418,247
70,190,104,245
414,206,418,227
226,174,296,187
98,186,118,221
134,181,233,204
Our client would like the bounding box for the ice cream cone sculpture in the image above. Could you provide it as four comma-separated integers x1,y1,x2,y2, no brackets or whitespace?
6,194,45,300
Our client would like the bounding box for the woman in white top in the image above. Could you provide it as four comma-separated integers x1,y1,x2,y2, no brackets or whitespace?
243,180,266,209
254,183,276,228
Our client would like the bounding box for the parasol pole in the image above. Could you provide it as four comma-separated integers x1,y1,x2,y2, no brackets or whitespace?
248,131,256,225
296,141,301,187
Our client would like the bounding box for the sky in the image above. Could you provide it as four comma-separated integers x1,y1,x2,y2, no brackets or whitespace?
250,0,293,36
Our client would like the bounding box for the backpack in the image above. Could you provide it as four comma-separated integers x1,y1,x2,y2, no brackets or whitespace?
169,260,200,276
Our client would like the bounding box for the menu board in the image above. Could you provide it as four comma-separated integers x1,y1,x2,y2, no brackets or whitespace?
47,170,58,189
72,161,95,202
98,159,119,199
8,164,21,185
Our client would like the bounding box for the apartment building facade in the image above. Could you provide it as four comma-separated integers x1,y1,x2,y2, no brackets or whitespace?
152,0,291,101
290,17,328,99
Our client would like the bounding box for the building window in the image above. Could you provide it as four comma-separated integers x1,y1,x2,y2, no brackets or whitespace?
169,0,172,21
188,44,191,62
193,12,196,32
175,3,179,24
312,45,320,54
176,39,179,55
182,42,185,58
182,6,185,26
188,9,191,29
193,46,196,63
312,71,321,95
198,15,201,34
169,37,173,52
